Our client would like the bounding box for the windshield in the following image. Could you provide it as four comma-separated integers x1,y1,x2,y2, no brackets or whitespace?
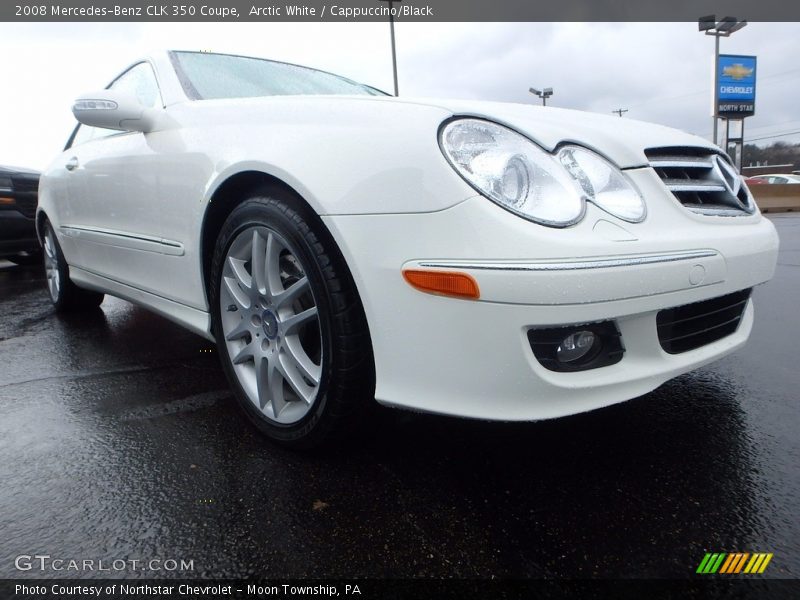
172,51,387,100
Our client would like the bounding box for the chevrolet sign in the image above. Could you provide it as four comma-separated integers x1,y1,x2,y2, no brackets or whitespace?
718,54,757,117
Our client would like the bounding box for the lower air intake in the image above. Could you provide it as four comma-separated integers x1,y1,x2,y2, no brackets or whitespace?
657,289,752,354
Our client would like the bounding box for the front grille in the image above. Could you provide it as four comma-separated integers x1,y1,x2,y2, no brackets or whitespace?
645,147,754,216
657,289,751,354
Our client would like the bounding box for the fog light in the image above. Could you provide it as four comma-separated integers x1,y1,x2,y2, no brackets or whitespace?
528,321,624,372
556,330,598,363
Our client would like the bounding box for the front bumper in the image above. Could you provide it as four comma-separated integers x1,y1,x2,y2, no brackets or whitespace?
322,168,779,420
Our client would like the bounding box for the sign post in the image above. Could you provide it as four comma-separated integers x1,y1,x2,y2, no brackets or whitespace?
725,119,745,172
716,54,756,171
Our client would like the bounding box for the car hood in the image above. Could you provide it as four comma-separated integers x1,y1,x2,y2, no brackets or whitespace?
372,96,718,169
182,94,715,170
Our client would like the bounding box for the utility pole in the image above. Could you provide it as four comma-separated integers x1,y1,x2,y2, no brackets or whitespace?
379,0,402,96
612,108,628,117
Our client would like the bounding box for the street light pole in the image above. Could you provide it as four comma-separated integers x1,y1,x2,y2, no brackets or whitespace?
379,0,402,96
713,32,720,144
529,87,553,106
699,15,747,146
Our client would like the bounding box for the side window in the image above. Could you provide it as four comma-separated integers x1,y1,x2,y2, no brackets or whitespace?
67,62,163,148
70,123,104,147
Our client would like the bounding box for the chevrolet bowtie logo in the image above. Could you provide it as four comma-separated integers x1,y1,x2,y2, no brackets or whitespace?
722,64,754,80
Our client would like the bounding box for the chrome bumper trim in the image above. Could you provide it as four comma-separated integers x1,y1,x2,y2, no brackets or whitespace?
418,250,718,272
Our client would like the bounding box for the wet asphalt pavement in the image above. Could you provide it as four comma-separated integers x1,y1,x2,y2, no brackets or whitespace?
0,215,798,581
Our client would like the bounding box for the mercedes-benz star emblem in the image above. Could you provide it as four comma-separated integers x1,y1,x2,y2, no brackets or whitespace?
713,155,742,197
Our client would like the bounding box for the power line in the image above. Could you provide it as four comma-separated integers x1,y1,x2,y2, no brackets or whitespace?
627,68,800,110
689,125,800,143
744,119,800,133
758,66,800,82
746,130,800,143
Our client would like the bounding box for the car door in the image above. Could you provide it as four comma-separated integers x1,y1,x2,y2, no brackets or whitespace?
61,62,172,295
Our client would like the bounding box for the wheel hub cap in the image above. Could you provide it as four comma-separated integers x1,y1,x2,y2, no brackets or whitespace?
261,309,279,339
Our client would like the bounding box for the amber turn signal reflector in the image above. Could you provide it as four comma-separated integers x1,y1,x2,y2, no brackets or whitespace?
402,269,480,300
0,197,15,206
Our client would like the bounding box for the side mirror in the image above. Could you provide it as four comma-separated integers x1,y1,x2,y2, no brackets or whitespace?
72,90,158,133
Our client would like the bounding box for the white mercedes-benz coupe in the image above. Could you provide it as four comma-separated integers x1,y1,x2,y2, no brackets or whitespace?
37,51,779,446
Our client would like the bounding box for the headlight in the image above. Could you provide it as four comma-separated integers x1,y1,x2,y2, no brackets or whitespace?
557,146,645,222
440,119,584,226
439,118,645,226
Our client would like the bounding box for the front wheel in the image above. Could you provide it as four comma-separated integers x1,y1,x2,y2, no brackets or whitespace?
210,193,374,448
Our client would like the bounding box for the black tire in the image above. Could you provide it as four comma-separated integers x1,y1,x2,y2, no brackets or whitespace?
210,191,374,448
7,251,42,266
42,220,104,312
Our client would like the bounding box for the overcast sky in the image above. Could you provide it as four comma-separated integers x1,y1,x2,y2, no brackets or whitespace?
1,21,798,170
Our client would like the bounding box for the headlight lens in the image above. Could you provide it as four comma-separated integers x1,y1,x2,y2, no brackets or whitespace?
440,119,584,226
557,146,645,222
440,119,645,226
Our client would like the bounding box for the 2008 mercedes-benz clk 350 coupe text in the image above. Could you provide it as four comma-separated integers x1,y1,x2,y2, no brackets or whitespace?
38,51,779,446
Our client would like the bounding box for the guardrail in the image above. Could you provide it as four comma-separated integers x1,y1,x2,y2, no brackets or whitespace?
750,184,800,213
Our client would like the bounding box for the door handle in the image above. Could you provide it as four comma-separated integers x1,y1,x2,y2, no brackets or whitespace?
65,157,79,171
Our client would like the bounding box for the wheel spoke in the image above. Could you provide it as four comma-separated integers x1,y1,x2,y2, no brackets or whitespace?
228,255,251,287
224,318,250,342
283,335,321,385
282,306,318,334
254,356,270,410
228,256,253,293
277,351,316,404
251,229,267,296
267,359,287,417
264,231,283,301
223,275,251,310
231,340,255,365
274,276,310,308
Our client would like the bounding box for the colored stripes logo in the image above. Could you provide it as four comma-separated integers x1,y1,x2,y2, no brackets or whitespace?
696,552,773,574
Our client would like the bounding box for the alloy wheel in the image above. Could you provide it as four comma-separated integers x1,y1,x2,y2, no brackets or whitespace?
219,226,323,424
43,228,60,301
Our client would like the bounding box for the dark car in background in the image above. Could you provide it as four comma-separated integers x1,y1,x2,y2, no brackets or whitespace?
0,165,41,265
